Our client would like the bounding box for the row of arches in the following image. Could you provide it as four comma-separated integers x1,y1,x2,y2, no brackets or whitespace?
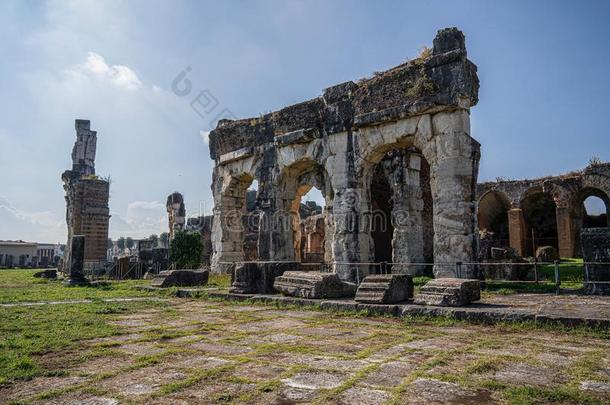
217,146,435,273
477,187,609,258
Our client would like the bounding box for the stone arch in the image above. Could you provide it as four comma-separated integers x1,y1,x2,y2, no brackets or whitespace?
277,158,334,263
569,187,610,256
519,187,558,256
353,110,479,278
211,156,261,272
359,143,432,275
477,190,510,248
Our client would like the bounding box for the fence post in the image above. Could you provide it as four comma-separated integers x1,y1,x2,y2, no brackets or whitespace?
584,261,589,286
455,262,462,278
533,257,538,284
381,261,387,275
554,260,561,295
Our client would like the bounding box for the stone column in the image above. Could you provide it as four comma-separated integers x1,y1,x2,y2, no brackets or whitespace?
331,187,372,282
210,170,247,274
508,208,527,256
65,235,89,285
392,151,425,275
556,206,575,258
260,195,295,262
430,110,480,278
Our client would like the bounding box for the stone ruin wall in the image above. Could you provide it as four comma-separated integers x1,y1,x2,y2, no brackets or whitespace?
166,192,186,241
477,163,610,258
62,120,110,272
208,28,481,281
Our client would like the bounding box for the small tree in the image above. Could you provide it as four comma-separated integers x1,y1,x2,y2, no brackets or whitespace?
159,232,169,248
169,231,203,269
149,234,159,247
117,237,126,252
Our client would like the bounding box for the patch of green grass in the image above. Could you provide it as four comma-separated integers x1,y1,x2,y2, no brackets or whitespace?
502,385,602,405
0,269,158,303
466,357,504,374
0,299,165,384
156,364,236,395
207,274,231,288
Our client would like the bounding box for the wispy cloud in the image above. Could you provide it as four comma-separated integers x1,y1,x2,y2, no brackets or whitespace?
200,130,210,144
109,200,167,239
0,196,65,242
68,51,142,91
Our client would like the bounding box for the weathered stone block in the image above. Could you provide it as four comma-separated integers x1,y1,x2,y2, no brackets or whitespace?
33,269,57,279
355,274,413,304
581,228,610,295
151,269,209,288
274,271,357,299
535,246,559,263
230,262,299,294
414,278,480,307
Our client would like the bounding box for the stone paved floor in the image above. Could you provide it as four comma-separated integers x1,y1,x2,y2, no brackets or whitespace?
2,299,609,404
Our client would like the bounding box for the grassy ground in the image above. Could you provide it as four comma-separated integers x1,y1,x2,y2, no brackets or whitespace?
1,269,608,404
483,259,586,295
0,269,157,304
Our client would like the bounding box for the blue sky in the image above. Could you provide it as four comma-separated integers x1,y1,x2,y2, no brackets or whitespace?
1,0,609,243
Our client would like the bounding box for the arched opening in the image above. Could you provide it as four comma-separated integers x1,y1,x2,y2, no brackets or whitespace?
583,195,609,228
477,191,510,249
370,162,394,265
521,190,558,256
366,147,432,274
295,186,326,263
281,160,333,264
570,188,610,257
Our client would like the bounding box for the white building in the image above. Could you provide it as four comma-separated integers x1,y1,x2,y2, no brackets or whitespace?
0,241,37,267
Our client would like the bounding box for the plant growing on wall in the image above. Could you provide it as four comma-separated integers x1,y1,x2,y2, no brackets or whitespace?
169,231,203,269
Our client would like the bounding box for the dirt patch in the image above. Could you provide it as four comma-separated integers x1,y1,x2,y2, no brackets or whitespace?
1,376,85,402
398,378,496,404
338,386,391,405
282,371,348,390
362,361,418,388
494,362,563,386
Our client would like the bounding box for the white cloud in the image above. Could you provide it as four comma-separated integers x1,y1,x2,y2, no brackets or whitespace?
200,130,210,144
109,200,167,239
70,51,142,91
0,196,65,242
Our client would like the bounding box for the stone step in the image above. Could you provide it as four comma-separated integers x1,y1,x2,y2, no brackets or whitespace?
355,274,413,304
274,271,356,299
413,278,480,307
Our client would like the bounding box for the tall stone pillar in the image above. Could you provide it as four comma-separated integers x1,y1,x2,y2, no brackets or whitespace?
556,206,575,258
392,151,425,275
210,171,246,274
331,187,372,282
508,208,527,256
430,110,480,278
65,235,89,285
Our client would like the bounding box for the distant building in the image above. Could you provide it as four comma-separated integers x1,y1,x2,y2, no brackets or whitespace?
0,241,38,267
36,243,63,267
